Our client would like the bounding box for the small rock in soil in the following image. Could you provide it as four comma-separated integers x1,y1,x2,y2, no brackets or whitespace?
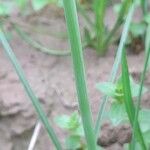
115,124,132,145
97,123,117,147
97,123,132,148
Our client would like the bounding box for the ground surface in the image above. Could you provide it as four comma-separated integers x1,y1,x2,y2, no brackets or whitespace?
0,5,150,150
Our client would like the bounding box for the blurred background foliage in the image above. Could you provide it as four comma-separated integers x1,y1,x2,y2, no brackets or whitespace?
0,0,64,16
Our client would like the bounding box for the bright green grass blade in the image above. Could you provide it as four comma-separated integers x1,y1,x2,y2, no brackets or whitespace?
62,0,97,149
0,29,62,150
95,4,135,138
132,26,150,150
141,0,148,15
122,49,147,150
116,0,132,23
94,0,107,54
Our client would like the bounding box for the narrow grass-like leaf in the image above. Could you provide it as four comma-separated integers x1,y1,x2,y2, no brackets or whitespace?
13,23,70,56
94,0,107,54
132,27,150,150
62,0,97,149
122,48,147,150
145,24,150,66
0,29,62,150
140,0,148,15
95,4,135,138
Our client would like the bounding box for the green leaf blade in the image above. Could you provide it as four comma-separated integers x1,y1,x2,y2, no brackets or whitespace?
62,0,97,149
0,29,62,150
96,82,116,97
122,48,146,150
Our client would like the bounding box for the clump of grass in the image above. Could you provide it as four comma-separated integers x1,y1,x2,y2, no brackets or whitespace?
0,0,150,149
79,0,133,55
95,2,135,138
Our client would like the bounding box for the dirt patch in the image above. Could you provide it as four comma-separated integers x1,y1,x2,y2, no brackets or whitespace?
97,123,132,148
0,5,149,150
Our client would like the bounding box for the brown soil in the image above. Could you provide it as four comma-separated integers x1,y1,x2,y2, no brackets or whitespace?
0,5,149,150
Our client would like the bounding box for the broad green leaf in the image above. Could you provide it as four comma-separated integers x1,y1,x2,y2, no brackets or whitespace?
55,112,81,130
73,125,84,137
130,22,146,37
115,75,147,99
65,135,81,150
55,115,70,129
96,75,147,103
68,112,80,130
96,82,116,97
115,77,124,102
139,109,150,133
108,102,128,126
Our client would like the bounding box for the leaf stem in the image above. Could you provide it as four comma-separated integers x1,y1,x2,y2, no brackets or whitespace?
0,29,62,150
95,3,135,138
132,24,150,150
122,49,147,150
62,0,97,149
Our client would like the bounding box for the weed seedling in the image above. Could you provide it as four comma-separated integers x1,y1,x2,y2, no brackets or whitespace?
55,112,87,149
96,75,150,148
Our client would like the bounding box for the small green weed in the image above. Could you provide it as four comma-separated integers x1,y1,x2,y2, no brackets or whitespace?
97,75,150,148
55,112,87,150
0,0,62,16
1,0,150,149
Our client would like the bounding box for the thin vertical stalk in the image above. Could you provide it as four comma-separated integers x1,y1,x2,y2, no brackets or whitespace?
141,0,148,15
62,0,97,149
95,4,135,138
94,0,107,54
0,29,62,150
132,25,150,150
145,24,150,57
122,49,147,150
